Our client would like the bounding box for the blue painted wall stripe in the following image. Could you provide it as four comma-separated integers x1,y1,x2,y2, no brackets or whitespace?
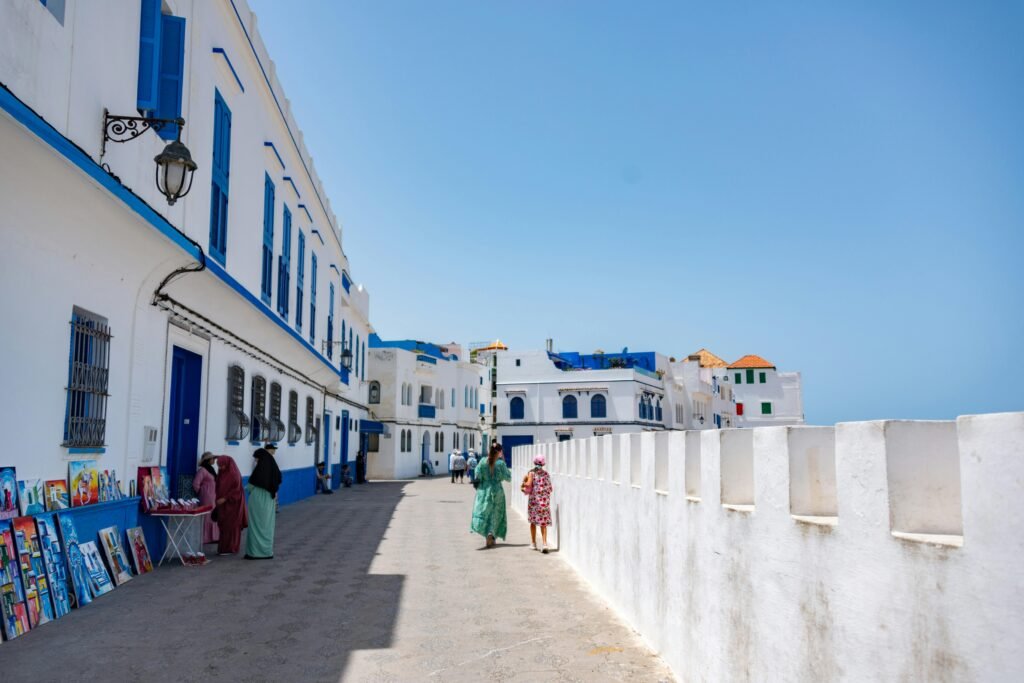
211,47,245,92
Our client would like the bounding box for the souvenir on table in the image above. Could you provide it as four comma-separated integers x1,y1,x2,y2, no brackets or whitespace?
97,526,132,586
35,514,71,619
12,516,55,627
0,467,18,521
77,542,113,598
17,479,45,516
56,514,91,608
69,460,99,508
0,524,30,639
111,470,124,500
45,479,69,511
152,467,170,501
125,527,153,575
97,471,108,503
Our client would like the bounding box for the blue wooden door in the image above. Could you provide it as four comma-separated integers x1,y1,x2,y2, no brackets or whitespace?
166,346,202,497
502,435,534,466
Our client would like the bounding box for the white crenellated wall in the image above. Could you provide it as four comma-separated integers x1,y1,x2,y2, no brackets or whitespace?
510,412,1024,682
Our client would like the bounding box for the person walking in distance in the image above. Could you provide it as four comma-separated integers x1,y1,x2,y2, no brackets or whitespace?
215,456,247,555
453,450,467,483
471,444,511,548
245,444,281,559
449,449,458,483
192,452,219,546
522,454,553,553
355,450,367,484
466,450,478,486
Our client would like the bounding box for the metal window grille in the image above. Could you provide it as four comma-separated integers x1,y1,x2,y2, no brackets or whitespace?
305,396,316,444
226,365,250,440
287,390,300,443
251,376,267,442
62,308,112,448
268,382,285,442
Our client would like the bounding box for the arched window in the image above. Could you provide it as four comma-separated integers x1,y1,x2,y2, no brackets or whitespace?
454,432,459,449
287,390,300,443
403,429,409,452
438,389,444,410
250,376,266,441
226,365,250,440
509,396,525,420
368,381,380,404
562,395,578,419
451,388,455,408
464,386,469,407
440,432,445,453
638,396,646,420
305,396,316,444
590,394,606,419
656,399,663,422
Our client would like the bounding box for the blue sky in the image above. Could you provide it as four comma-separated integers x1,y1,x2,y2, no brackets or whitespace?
248,1,1023,425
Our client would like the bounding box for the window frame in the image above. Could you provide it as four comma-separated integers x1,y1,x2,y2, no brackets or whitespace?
562,394,578,420
226,364,249,440
62,307,111,449
590,394,607,419
209,90,231,264
761,402,772,415
509,396,525,420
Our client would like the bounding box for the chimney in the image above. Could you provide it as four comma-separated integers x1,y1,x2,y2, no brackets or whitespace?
545,338,553,352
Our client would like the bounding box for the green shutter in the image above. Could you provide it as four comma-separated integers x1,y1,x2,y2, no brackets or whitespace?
735,372,741,384
746,369,754,383
759,372,766,383
761,402,772,415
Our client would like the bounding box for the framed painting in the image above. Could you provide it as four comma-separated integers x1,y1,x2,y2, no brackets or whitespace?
77,542,113,598
152,466,170,500
56,514,91,608
12,516,55,627
0,467,18,521
44,480,69,511
0,525,30,639
97,526,132,586
17,479,45,516
138,467,156,512
35,514,72,619
125,527,153,575
69,461,99,508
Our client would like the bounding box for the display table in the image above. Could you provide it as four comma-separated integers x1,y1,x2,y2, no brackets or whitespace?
147,507,213,567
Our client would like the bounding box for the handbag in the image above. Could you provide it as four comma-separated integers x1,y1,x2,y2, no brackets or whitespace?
520,473,533,495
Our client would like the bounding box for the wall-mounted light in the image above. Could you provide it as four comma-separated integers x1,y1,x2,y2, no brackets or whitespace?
102,109,197,205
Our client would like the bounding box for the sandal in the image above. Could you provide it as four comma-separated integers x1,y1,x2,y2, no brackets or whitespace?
542,544,550,554
486,534,495,548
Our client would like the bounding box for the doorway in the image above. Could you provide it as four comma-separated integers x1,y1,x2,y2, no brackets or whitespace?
166,346,203,498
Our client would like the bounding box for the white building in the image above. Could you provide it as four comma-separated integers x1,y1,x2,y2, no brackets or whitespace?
0,0,375,548
366,338,488,479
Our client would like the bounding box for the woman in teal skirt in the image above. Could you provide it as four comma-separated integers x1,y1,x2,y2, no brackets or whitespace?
245,445,282,559
471,444,511,548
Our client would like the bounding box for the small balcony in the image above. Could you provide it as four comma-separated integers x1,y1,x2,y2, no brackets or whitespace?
418,404,436,419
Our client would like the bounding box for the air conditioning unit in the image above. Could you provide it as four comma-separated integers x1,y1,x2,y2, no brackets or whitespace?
142,426,159,463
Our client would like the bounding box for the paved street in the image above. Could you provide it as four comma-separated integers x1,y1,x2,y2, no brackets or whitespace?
1,477,672,682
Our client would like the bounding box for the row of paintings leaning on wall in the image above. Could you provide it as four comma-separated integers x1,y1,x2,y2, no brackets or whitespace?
0,512,153,642
0,463,127,518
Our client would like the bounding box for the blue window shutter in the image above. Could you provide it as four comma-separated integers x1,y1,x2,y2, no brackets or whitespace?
296,231,305,331
309,253,317,343
156,14,185,140
136,0,161,112
209,91,231,263
261,175,275,304
278,206,291,318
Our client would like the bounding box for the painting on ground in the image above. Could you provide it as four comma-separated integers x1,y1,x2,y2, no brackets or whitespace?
35,514,72,619
69,461,99,507
0,467,18,521
56,514,91,608
0,524,30,639
98,526,132,586
12,516,54,627
44,479,69,511
17,479,45,516
126,527,153,575
78,541,113,598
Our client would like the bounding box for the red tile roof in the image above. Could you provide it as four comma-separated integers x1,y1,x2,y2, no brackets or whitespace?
728,354,775,369
684,349,728,368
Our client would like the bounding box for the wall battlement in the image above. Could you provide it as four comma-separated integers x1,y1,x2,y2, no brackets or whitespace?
510,412,1024,681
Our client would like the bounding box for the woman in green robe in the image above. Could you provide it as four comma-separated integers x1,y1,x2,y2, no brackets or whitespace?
245,445,281,559
471,444,511,547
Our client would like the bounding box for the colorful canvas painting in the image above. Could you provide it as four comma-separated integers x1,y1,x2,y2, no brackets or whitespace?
69,460,99,508
0,467,18,521
44,479,69,511
0,525,31,639
125,527,153,575
78,542,113,598
98,526,132,586
138,466,156,511
56,514,91,608
12,516,54,627
17,479,45,515
152,466,170,500
35,514,72,619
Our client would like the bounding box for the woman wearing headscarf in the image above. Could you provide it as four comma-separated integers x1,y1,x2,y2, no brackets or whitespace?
524,454,553,553
471,444,511,548
192,452,219,545
245,445,281,559
215,456,247,555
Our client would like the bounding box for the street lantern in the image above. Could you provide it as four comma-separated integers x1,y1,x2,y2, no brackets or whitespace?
154,139,197,205
340,343,353,371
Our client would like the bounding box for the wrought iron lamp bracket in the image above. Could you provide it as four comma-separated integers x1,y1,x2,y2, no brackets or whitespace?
101,108,186,158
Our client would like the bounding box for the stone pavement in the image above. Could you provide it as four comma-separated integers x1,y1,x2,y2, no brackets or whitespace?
0,478,673,682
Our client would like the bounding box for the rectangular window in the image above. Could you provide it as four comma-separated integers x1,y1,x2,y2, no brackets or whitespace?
746,369,755,384
735,372,741,384
136,0,161,112
295,231,305,332
367,433,380,452
736,402,744,416
155,13,186,140
759,371,766,384
209,90,231,264
226,365,249,440
261,174,275,304
761,402,772,415
309,253,317,344
326,284,335,360
63,308,111,448
277,206,291,319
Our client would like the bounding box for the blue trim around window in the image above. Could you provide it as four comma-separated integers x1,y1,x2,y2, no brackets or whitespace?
211,47,245,92
509,396,524,420
562,395,578,419
309,253,317,344
341,271,351,293
155,14,186,140
261,174,275,304
297,204,313,222
326,284,335,360
282,176,301,198
209,90,231,264
136,0,161,111
277,204,291,319
263,141,286,170
590,394,606,418
295,230,305,332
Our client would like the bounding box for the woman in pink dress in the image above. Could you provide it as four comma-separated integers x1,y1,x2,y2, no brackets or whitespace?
192,452,219,545
525,454,553,553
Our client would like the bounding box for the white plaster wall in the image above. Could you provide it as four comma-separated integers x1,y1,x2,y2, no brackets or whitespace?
511,412,1024,682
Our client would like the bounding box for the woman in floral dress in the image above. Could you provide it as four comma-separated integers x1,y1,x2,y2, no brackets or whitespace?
525,454,553,553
